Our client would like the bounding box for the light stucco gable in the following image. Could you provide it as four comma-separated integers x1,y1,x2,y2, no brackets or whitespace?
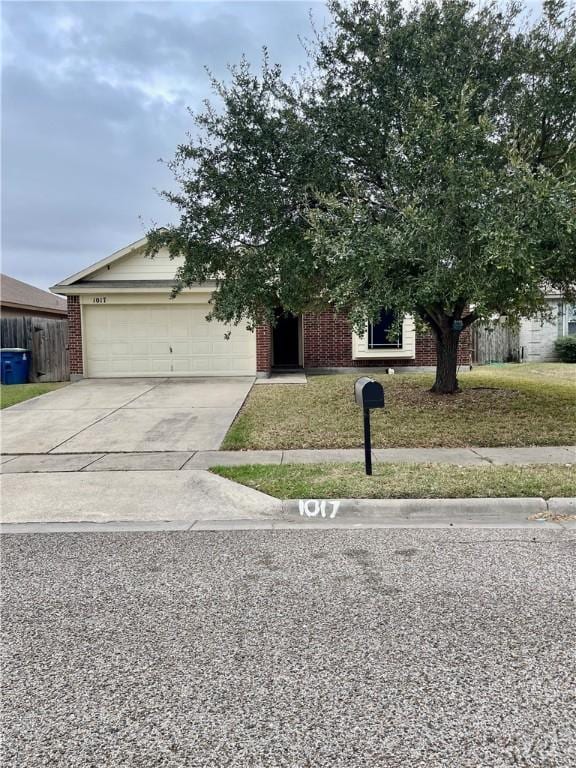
88,246,185,282
50,237,197,296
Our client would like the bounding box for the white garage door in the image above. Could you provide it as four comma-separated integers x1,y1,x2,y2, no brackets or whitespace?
83,302,256,377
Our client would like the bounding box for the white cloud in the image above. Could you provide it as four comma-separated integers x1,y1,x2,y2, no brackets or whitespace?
1,1,325,288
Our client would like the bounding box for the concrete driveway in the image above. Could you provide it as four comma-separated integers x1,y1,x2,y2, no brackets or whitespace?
1,377,253,453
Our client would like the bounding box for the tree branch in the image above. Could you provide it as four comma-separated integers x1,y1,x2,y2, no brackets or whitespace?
416,305,442,334
461,311,478,329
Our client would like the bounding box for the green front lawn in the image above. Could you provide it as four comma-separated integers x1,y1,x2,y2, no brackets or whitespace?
223,363,576,450
0,383,68,409
212,462,576,500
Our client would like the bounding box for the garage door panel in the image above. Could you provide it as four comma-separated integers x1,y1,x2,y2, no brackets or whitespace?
83,302,255,377
128,324,151,339
212,358,238,371
189,342,210,354
89,341,110,356
173,358,196,373
150,358,171,374
109,342,131,356
110,358,131,374
172,341,191,355
128,359,151,373
148,342,167,355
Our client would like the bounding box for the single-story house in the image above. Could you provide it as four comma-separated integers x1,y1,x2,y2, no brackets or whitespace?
50,236,470,379
1,273,67,319
519,291,576,361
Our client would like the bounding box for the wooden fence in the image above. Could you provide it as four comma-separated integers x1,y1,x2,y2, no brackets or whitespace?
1,316,69,382
471,320,520,365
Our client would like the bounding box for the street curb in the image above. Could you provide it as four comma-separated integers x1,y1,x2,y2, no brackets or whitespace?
283,497,576,522
547,497,576,517
2,497,574,534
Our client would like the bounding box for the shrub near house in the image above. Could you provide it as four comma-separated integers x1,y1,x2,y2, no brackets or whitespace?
555,337,576,363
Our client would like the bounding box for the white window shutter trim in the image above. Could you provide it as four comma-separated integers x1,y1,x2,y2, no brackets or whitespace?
352,315,416,360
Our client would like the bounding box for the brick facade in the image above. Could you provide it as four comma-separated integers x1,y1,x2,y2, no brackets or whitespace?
258,311,471,374
256,324,273,375
70,301,470,379
67,296,83,377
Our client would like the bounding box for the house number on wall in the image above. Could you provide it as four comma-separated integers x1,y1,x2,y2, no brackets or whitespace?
92,297,107,304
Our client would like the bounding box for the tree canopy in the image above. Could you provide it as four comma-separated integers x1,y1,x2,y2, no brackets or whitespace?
147,0,576,393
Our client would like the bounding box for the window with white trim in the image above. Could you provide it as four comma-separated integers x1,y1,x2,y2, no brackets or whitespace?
566,304,576,336
352,312,416,360
368,309,403,349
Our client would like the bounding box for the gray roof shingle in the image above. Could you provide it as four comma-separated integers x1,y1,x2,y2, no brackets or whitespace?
1,274,67,315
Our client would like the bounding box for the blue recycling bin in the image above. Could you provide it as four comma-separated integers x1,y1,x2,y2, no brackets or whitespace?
1,348,30,385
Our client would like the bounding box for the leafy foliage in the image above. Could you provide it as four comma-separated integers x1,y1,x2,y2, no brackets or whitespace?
554,335,576,362
148,0,576,391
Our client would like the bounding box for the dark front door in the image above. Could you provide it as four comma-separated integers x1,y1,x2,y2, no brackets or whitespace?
273,311,300,368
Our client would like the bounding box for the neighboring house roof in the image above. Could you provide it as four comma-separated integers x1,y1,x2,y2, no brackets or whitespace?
1,273,67,316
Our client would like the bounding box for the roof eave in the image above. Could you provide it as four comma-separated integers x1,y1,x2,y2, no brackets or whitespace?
50,281,217,296
0,300,67,315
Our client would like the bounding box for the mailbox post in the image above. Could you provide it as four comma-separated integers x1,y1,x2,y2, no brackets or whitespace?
354,377,385,475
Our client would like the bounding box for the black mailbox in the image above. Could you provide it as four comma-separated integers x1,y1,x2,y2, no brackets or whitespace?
354,377,385,409
355,377,385,476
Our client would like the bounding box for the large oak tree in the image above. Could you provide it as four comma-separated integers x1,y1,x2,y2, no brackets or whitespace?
148,0,576,393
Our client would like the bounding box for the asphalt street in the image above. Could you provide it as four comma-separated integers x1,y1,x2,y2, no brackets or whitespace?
2,528,575,767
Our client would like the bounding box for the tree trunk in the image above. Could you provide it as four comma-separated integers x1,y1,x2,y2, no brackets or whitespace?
431,328,461,394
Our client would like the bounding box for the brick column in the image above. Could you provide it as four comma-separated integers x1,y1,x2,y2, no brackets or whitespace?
302,311,352,367
256,324,272,377
67,296,84,379
418,327,472,367
458,327,472,366
415,329,437,366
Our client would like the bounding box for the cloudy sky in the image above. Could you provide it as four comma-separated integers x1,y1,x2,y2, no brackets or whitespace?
2,1,326,290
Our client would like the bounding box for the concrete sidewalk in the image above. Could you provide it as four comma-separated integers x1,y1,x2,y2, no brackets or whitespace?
1,462,574,531
1,445,573,532
0,469,281,525
1,445,574,473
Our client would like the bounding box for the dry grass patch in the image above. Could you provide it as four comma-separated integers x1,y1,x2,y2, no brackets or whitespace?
213,462,576,500
223,364,575,450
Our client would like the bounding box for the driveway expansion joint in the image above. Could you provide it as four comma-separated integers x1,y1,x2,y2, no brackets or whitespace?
2,378,253,454
46,380,163,454
468,447,492,464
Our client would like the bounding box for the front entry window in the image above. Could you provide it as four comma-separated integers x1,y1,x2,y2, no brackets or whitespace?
368,310,402,350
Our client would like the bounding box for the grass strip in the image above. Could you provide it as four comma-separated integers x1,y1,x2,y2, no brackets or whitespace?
212,462,576,499
0,383,68,410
